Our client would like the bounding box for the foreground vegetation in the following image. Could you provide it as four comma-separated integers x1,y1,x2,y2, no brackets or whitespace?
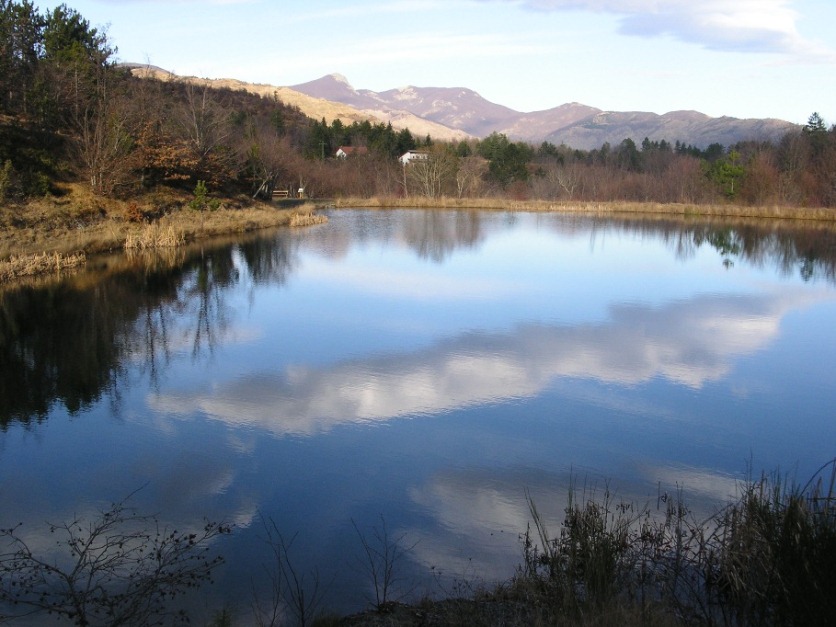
513,467,834,626
340,461,836,627
0,497,231,626
3,461,832,626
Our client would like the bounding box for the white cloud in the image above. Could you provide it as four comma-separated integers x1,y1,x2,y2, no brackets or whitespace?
488,0,834,58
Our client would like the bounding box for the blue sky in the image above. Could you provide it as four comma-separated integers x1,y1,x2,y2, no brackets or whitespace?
69,0,835,125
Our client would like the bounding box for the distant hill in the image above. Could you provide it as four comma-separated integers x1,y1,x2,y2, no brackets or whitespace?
130,68,798,150
292,74,519,137
291,74,798,149
544,110,797,151
128,68,470,143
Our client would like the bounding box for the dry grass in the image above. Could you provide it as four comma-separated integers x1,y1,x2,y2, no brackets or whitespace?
338,597,680,626
0,250,86,281
502,462,836,627
4,187,833,282
290,212,329,227
331,196,836,222
0,185,327,281
124,222,185,250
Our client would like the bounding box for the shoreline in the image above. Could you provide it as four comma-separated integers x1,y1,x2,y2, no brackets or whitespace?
0,187,327,282
3,193,835,282
330,196,836,222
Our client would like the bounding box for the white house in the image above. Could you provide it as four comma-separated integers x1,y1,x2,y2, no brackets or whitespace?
399,150,429,165
335,146,368,159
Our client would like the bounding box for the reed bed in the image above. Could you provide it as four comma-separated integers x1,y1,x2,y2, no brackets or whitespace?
124,223,186,250
0,250,86,281
1,194,327,280
289,212,329,227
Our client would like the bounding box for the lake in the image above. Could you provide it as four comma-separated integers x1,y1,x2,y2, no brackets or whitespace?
1,208,835,622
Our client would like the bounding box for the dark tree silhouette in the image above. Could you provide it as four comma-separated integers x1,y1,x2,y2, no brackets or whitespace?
0,496,231,625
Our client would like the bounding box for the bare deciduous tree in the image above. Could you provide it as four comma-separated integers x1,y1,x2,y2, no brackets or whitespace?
455,156,487,198
251,514,330,627
0,496,231,626
75,86,134,196
406,147,457,198
352,516,417,610
245,120,292,199
179,83,228,161
174,82,239,186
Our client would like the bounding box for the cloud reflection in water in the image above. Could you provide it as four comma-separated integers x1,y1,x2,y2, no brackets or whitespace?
150,287,827,437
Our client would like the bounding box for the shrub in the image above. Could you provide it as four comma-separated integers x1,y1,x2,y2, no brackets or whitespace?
124,201,144,222
189,179,209,210
0,495,232,625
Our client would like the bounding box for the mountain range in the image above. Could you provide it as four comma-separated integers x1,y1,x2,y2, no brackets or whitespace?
128,67,799,150
290,74,798,150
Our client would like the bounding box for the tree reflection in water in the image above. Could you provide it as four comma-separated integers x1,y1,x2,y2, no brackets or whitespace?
0,233,299,428
2,212,836,430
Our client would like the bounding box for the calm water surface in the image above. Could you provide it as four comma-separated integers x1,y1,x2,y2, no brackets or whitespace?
2,209,835,618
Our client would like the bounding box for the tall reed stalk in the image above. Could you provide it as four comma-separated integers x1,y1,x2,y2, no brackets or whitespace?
124,223,186,250
0,251,86,281
517,460,836,625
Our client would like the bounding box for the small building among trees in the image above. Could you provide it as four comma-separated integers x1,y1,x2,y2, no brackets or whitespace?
335,146,369,158
399,150,430,165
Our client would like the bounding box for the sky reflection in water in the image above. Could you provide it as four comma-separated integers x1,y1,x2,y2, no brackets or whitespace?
1,210,835,616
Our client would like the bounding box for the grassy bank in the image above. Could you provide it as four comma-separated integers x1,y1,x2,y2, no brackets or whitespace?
331,196,836,222
0,183,327,281
4,191,836,282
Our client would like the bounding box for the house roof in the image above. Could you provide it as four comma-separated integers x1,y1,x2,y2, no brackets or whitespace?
336,146,369,156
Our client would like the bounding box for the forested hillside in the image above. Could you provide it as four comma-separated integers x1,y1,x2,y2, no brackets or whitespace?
1,0,835,210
